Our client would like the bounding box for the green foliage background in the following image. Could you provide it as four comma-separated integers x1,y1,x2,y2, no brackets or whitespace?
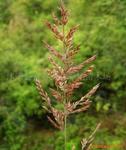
0,0,126,149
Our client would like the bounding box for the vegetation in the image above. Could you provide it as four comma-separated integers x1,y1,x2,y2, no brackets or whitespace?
35,1,101,149
0,0,126,150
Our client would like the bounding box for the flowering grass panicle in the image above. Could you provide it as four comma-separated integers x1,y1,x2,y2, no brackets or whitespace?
35,0,100,149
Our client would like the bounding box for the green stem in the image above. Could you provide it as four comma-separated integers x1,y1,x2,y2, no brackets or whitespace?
64,113,67,150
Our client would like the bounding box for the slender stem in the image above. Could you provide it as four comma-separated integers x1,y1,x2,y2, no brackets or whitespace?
62,24,67,150
64,112,67,150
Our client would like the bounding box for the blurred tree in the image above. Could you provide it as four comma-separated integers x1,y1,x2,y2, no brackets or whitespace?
0,0,126,149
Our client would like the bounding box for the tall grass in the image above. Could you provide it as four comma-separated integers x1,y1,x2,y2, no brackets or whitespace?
35,1,100,149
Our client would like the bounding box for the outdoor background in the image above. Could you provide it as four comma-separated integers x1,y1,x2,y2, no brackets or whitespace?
0,0,126,150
